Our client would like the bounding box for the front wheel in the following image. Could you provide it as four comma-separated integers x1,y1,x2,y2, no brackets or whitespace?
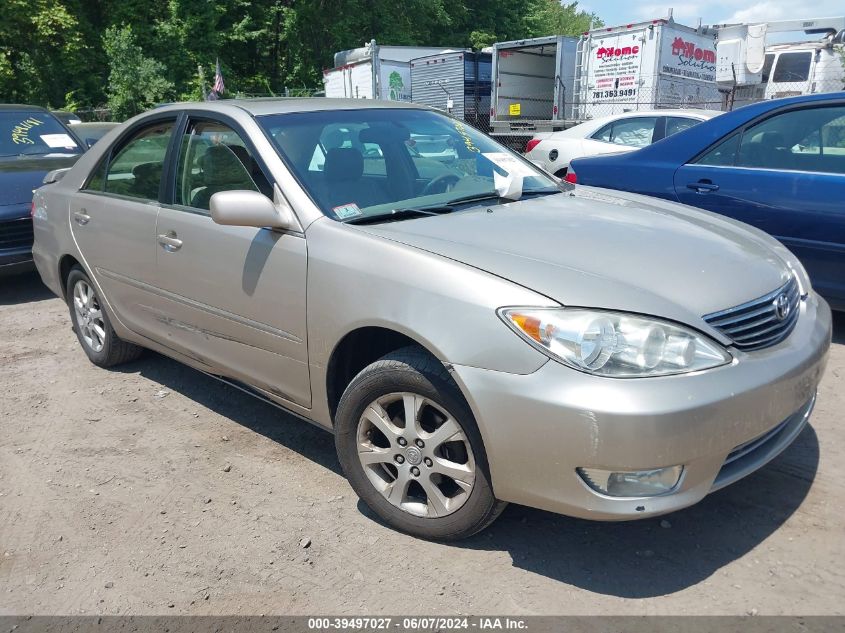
334,346,505,540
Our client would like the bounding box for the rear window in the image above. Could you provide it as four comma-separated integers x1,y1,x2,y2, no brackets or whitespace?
0,111,82,157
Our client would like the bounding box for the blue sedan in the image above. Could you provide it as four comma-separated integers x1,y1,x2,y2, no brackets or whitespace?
568,92,845,310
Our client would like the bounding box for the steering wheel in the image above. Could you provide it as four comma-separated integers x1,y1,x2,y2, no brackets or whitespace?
421,173,460,196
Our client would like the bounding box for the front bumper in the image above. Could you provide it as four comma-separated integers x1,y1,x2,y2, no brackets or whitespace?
451,293,831,520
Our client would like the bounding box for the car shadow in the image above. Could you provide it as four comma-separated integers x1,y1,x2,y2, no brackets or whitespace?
0,271,55,306
112,352,341,477
114,350,818,599
832,310,845,344
445,423,820,598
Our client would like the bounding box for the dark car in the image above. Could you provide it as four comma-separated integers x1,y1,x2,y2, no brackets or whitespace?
73,121,120,148
1,105,84,275
568,92,845,310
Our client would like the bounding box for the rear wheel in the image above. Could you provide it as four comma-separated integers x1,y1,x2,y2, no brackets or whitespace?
335,346,505,540
67,267,143,367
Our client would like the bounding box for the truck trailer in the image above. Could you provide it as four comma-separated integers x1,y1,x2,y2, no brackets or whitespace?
410,51,492,128
489,35,579,139
575,17,723,120
323,41,466,101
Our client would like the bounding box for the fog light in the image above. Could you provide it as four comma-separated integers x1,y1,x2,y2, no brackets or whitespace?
577,465,683,497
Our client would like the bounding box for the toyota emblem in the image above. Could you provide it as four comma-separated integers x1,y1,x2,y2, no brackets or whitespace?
774,293,790,321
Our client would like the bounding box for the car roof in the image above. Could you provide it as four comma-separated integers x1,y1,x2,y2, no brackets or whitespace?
0,104,49,112
152,97,431,118
589,109,722,122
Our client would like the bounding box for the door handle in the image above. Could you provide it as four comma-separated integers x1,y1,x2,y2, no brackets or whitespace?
686,180,720,193
73,209,91,225
157,232,183,252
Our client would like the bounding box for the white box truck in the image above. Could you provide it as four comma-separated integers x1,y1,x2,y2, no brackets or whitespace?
576,17,723,119
323,40,466,101
489,35,579,140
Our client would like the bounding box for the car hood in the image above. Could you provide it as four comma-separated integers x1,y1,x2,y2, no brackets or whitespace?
359,188,793,326
0,154,80,206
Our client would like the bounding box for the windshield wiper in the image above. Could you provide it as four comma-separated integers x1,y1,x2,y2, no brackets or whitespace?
343,207,445,225
444,188,562,208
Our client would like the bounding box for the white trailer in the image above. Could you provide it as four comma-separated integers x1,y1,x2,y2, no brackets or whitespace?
323,41,466,101
576,17,723,120
489,35,579,139
715,17,845,105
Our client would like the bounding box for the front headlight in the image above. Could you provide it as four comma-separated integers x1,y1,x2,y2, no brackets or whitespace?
498,307,732,377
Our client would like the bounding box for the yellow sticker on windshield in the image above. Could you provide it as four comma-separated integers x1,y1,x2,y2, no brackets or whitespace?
11,117,44,145
451,120,480,153
509,103,521,116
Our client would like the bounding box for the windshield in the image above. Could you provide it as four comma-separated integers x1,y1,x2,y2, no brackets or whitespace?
1,111,82,157
258,108,560,221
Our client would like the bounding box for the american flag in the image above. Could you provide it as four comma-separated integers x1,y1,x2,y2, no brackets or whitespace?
211,59,225,96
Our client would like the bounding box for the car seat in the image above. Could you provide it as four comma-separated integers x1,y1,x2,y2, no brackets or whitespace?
191,145,257,210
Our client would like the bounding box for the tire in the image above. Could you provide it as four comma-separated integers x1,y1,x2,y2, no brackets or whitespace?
66,266,143,368
335,346,506,540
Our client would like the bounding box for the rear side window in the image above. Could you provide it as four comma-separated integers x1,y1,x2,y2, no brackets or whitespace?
85,120,175,201
665,117,700,138
695,133,741,166
591,117,658,148
772,53,812,83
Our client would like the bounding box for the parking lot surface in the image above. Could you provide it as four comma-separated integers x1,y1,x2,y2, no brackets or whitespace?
1,272,843,615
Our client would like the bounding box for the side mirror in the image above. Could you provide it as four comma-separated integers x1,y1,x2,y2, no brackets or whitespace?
210,190,292,230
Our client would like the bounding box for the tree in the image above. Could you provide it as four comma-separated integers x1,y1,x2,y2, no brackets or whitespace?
102,25,174,119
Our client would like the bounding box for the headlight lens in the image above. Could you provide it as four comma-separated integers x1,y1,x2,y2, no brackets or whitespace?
499,308,731,377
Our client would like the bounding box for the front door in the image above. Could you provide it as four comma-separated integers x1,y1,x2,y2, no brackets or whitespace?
69,117,177,338
673,102,845,305
153,117,311,407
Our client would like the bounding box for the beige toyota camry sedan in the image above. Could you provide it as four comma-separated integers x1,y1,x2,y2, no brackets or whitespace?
32,99,830,540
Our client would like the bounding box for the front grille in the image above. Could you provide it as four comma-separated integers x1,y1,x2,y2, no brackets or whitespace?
703,277,801,351
0,218,34,251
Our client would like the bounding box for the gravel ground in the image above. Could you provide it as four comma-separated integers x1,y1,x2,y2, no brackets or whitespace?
1,271,843,616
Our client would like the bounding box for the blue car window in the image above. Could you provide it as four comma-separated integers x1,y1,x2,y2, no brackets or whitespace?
695,133,741,167
695,106,845,175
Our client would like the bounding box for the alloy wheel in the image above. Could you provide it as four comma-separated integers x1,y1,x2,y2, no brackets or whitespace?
356,392,476,518
73,279,105,353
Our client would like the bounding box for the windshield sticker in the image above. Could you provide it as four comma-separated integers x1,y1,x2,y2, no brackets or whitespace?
481,152,536,178
333,202,362,219
11,117,44,145
451,120,480,153
40,133,77,149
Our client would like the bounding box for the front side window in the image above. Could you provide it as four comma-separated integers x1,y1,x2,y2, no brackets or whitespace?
175,119,272,211
591,117,658,148
100,120,175,201
1,111,82,157
259,108,559,221
772,52,812,83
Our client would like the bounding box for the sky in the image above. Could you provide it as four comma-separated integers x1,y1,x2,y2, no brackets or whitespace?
581,1,844,34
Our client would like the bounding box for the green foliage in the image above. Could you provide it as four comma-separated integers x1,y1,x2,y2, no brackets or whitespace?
0,0,601,118
102,25,174,119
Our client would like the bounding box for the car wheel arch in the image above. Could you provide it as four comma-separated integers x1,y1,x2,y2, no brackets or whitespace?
325,325,452,423
59,254,84,299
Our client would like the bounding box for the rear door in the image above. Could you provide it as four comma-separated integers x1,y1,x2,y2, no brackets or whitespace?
70,116,177,337
673,102,845,305
153,115,310,406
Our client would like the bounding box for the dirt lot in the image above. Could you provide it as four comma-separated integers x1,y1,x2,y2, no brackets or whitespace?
1,271,843,616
